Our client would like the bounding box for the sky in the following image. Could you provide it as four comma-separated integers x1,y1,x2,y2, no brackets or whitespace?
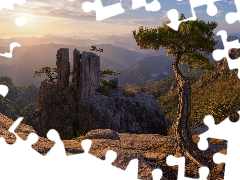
0,0,239,38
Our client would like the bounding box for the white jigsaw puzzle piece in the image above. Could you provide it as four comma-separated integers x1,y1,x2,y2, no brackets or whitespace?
212,30,240,78
225,0,240,24
63,139,139,180
82,0,125,21
152,168,163,180
167,0,220,31
45,129,67,157
0,117,43,180
131,0,161,12
166,155,209,180
0,0,26,10
0,42,21,58
198,112,240,180
0,85,9,97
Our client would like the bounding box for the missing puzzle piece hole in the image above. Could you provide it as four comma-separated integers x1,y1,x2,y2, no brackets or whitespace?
81,139,92,153
213,152,226,164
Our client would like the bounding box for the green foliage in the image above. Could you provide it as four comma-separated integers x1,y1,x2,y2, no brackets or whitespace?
34,66,58,82
100,69,121,79
133,14,218,71
157,66,240,129
97,69,121,95
90,45,103,53
133,14,218,135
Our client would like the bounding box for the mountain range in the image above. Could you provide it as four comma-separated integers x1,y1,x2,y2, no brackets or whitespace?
0,33,238,87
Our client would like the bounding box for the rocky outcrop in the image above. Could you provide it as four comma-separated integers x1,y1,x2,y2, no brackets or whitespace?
26,80,76,139
78,89,167,135
72,49,81,91
26,48,167,140
77,51,100,99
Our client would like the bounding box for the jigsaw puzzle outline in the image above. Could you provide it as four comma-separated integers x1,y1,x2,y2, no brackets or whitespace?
0,117,141,180
1,0,240,179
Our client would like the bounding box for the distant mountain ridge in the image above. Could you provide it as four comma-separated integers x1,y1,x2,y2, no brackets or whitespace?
117,55,174,86
0,43,146,86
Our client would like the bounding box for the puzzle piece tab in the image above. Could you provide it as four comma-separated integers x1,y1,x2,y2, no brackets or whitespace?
0,85,9,97
0,0,26,10
198,113,240,180
212,30,240,78
225,0,240,24
166,155,209,180
152,168,163,180
82,0,125,21
167,0,219,30
131,0,161,12
0,42,21,58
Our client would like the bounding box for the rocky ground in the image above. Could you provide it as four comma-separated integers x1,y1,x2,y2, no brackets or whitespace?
0,113,226,180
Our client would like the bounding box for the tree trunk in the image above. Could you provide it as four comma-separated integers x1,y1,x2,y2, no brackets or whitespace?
172,55,213,167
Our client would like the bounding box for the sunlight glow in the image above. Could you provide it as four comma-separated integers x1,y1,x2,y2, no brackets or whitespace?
15,17,27,26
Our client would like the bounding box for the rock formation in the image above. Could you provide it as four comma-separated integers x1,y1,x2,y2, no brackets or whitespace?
56,48,70,88
26,48,167,139
77,51,100,99
78,89,166,135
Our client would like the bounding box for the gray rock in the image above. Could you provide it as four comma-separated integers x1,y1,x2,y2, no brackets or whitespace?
85,129,120,140
26,48,167,140
56,48,70,88
72,48,81,91
78,51,100,99
25,80,76,140
78,89,167,135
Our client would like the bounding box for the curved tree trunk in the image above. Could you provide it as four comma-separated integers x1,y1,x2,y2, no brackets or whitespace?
172,55,213,167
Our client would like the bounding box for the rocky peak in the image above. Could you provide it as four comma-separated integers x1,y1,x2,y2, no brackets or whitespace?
26,48,167,139
56,48,70,88
78,51,100,99
72,48,81,91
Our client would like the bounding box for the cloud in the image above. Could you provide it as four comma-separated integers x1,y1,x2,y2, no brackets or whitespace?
216,9,224,17
159,11,168,21
104,17,160,26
